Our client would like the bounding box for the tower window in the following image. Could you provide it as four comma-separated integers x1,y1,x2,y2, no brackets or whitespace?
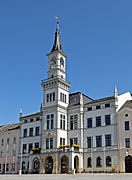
46,92,55,103
60,93,67,103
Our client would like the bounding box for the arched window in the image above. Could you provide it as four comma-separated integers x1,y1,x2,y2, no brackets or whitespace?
96,157,101,167
87,157,92,168
106,156,111,166
60,58,64,66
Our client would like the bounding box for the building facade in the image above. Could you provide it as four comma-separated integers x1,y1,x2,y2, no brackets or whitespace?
1,21,132,174
0,123,20,174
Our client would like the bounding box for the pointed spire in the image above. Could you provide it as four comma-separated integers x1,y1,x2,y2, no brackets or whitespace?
20,108,22,118
50,17,62,53
114,86,118,98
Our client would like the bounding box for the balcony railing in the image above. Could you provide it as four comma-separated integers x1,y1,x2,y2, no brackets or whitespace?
41,75,71,85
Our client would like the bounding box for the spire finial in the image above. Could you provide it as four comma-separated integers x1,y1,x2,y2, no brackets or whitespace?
50,16,62,53
20,108,22,118
114,86,118,98
54,16,60,30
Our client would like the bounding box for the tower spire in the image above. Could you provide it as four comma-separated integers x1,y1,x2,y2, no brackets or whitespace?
50,17,62,53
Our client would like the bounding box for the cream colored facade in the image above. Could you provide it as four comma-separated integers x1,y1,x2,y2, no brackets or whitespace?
117,100,132,173
0,124,20,174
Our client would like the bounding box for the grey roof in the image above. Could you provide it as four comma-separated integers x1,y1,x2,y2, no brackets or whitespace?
20,112,41,119
119,100,132,111
85,96,115,106
50,23,62,53
0,123,20,132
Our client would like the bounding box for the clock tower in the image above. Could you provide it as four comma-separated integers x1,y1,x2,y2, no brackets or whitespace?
41,21,71,155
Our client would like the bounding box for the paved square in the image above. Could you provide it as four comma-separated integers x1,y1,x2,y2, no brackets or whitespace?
0,174,132,180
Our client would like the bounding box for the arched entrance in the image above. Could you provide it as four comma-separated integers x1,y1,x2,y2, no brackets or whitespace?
74,156,79,173
22,161,26,174
33,158,40,174
45,156,53,174
61,156,69,173
125,155,132,173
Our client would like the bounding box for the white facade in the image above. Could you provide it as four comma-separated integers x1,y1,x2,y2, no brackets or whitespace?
2,22,131,174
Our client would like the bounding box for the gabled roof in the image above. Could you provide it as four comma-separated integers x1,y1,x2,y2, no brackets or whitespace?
119,100,132,111
85,96,115,106
20,112,41,119
0,123,20,132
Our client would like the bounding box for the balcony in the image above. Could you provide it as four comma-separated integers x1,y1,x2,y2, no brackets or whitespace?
41,75,71,85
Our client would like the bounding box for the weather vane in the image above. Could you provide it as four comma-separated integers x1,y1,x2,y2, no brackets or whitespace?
54,16,60,24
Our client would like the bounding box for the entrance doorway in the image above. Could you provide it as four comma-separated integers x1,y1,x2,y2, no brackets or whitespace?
33,158,40,174
45,156,53,174
74,156,79,173
61,156,69,173
125,155,132,173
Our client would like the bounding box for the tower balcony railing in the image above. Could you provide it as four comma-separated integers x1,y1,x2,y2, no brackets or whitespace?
41,75,71,85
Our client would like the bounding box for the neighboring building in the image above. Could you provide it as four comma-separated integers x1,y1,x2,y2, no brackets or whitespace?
117,100,132,173
18,21,132,174
0,123,20,174
19,109,42,174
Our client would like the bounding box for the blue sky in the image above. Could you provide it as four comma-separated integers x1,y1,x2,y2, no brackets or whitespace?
0,0,132,125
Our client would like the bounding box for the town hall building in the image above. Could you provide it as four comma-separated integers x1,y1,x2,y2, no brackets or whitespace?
2,21,132,174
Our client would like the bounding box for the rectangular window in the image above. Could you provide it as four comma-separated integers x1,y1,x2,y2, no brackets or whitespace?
35,127,40,135
24,119,27,123
70,139,73,146
29,128,33,136
23,144,27,154
70,118,73,130
125,138,130,148
96,116,101,127
53,92,55,101
96,136,102,147
51,119,54,129
47,120,49,130
87,137,92,148
13,137,16,144
63,138,65,145
12,163,15,171
125,121,130,131
30,119,33,122
96,105,101,110
50,93,52,102
105,103,110,108
7,138,9,145
36,117,40,121
105,115,111,125
74,115,78,129
46,138,49,149
47,94,49,103
87,107,92,111
74,138,78,145
23,129,27,137
87,118,92,128
105,135,111,146
64,95,66,103
60,93,62,101
28,143,33,153
63,120,65,130
1,139,4,146
50,138,53,149
35,142,39,148
70,115,78,130
60,138,62,145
